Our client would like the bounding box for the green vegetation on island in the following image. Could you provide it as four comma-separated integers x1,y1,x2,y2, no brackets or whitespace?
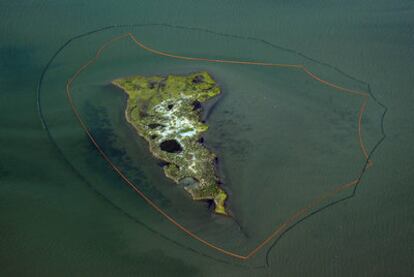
112,71,228,215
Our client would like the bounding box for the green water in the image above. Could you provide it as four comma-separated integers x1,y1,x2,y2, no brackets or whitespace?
1,1,413,276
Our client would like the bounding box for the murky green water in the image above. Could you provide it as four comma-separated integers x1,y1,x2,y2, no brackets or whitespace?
1,1,413,276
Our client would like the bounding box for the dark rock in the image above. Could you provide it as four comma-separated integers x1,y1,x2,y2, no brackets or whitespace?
157,161,170,167
192,100,202,110
148,123,164,129
159,79,166,88
148,81,157,89
192,75,204,84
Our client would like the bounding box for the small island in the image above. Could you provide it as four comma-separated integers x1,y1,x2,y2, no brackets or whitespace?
112,71,228,215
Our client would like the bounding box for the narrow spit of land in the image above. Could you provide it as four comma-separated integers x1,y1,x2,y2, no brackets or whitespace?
113,71,228,215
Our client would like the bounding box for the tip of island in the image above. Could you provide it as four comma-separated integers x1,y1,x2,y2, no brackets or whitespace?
112,71,228,215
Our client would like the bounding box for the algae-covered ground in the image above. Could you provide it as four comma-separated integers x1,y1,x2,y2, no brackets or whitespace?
112,71,227,215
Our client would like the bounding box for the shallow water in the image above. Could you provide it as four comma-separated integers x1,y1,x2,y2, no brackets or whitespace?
1,1,413,276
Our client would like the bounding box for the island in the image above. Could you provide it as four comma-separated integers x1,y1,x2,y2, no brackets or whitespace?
112,71,228,215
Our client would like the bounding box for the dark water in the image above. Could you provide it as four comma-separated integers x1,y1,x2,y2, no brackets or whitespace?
1,1,413,276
